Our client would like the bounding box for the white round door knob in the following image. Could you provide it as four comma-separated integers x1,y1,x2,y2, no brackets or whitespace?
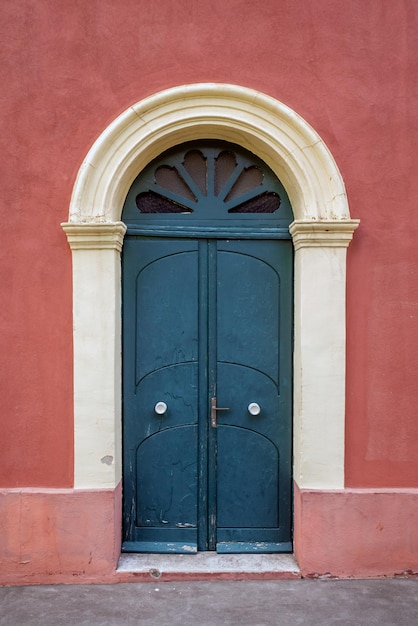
248,402,261,416
154,401,168,415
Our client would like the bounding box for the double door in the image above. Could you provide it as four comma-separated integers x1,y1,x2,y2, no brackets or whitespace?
122,236,292,553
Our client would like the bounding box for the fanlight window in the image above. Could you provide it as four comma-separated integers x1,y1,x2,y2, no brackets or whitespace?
135,149,280,214
122,141,293,231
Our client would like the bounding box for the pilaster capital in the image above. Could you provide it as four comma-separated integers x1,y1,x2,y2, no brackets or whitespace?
289,219,360,250
61,222,127,251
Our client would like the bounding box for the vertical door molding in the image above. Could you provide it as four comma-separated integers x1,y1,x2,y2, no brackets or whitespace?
62,223,126,488
290,221,358,488
62,84,359,491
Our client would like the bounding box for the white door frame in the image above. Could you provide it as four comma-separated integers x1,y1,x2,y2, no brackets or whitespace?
62,83,359,493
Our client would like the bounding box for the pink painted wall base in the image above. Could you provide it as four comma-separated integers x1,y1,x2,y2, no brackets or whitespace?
2,482,418,584
294,482,418,578
0,484,121,586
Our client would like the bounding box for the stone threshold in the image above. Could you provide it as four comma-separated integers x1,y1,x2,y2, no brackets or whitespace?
116,553,301,582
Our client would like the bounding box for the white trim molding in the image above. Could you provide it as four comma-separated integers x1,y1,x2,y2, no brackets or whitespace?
62,83,359,490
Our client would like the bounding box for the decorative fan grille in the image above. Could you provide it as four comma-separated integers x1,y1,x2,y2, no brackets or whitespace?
135,148,281,215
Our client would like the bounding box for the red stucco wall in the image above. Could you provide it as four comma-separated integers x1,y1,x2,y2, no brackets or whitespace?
1,1,418,488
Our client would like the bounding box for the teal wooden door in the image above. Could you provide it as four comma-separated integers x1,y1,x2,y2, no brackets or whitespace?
122,236,292,553
121,141,293,554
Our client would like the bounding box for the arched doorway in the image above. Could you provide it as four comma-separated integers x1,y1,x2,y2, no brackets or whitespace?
121,141,294,553
62,84,359,565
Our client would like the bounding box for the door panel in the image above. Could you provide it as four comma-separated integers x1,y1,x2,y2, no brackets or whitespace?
122,236,292,553
215,240,292,551
132,364,198,445
216,363,280,440
217,242,280,383
135,250,198,381
217,426,279,528
136,424,198,528
123,238,199,552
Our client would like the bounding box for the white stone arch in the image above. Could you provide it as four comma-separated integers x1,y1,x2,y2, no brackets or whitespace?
62,83,359,492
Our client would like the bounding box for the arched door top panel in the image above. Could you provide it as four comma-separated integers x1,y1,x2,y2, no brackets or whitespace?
122,140,294,238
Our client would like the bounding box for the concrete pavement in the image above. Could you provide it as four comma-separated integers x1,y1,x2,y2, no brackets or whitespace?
1,579,418,625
